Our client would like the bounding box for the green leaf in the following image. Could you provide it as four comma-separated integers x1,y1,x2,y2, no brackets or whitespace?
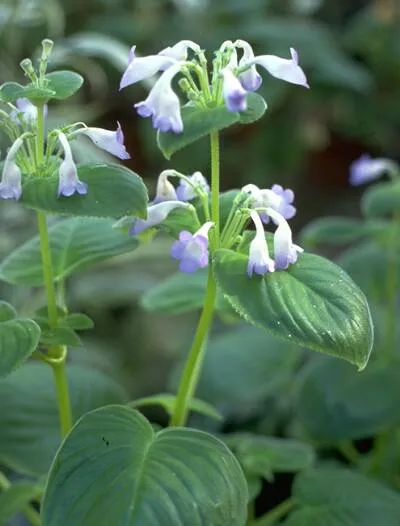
63,313,94,330
45,71,84,99
21,163,148,218
0,362,129,475
159,204,201,237
238,93,267,124
0,217,138,286
284,467,400,526
362,181,400,217
0,301,40,377
299,217,368,247
157,104,240,159
0,82,55,103
40,326,82,347
0,481,43,521
226,433,315,480
296,357,400,442
213,248,373,369
195,326,302,411
130,393,223,421
42,405,248,526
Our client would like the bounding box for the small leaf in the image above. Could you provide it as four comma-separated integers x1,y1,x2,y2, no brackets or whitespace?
284,467,400,526
157,104,240,159
362,181,400,217
21,163,148,218
226,433,315,480
63,313,94,330
0,82,55,103
130,393,223,422
0,362,129,475
0,481,43,521
0,217,138,286
40,326,82,347
213,248,373,369
0,301,40,377
239,93,267,124
296,357,400,442
159,204,201,237
45,71,84,100
42,405,248,526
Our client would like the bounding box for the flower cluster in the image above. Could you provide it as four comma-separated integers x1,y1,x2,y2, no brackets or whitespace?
129,170,302,277
349,154,398,186
119,39,308,134
0,98,130,201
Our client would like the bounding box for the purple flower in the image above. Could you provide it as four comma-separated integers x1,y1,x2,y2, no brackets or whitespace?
247,211,275,277
176,171,209,201
120,46,176,90
130,201,191,235
57,132,87,198
221,68,248,112
235,40,262,91
267,208,303,270
244,48,309,89
261,185,296,223
349,154,395,186
76,122,130,160
0,136,24,200
135,63,183,133
158,40,200,62
171,221,214,273
153,171,178,203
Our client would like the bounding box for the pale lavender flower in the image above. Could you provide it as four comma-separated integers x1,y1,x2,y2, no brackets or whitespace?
261,185,296,222
235,40,262,91
10,98,37,124
176,171,210,201
244,48,309,88
247,210,275,277
76,122,130,160
135,63,183,133
120,46,176,90
158,40,200,61
0,136,24,200
153,171,178,203
349,154,396,186
267,208,303,270
130,201,191,235
221,68,248,112
57,132,87,198
171,221,214,273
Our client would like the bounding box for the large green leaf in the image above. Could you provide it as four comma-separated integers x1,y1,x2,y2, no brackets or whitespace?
226,433,314,480
0,301,40,377
0,362,128,475
45,71,84,100
157,104,240,159
299,217,368,247
42,405,248,526
296,357,400,442
284,467,400,526
213,248,373,369
195,326,302,412
21,163,148,218
362,181,400,217
0,217,138,286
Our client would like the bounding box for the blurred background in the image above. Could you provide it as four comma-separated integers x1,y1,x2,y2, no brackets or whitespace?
0,0,399,470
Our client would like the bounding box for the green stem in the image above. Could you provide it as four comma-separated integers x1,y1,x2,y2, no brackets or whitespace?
37,212,58,329
210,130,220,246
338,440,362,466
51,353,73,436
0,471,41,526
170,130,221,427
169,272,216,426
253,497,297,526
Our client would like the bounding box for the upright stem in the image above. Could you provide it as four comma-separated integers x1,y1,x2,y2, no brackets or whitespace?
0,471,41,526
170,131,221,427
35,104,73,438
253,497,297,526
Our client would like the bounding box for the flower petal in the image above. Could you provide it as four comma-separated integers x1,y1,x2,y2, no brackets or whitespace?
252,48,309,88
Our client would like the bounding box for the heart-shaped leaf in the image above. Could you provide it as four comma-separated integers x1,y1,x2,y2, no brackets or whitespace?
21,163,148,218
0,217,138,286
0,301,40,377
284,467,400,526
213,248,373,369
42,405,248,526
157,104,240,159
0,362,129,475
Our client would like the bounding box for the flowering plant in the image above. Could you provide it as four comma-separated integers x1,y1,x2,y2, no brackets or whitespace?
0,39,374,525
